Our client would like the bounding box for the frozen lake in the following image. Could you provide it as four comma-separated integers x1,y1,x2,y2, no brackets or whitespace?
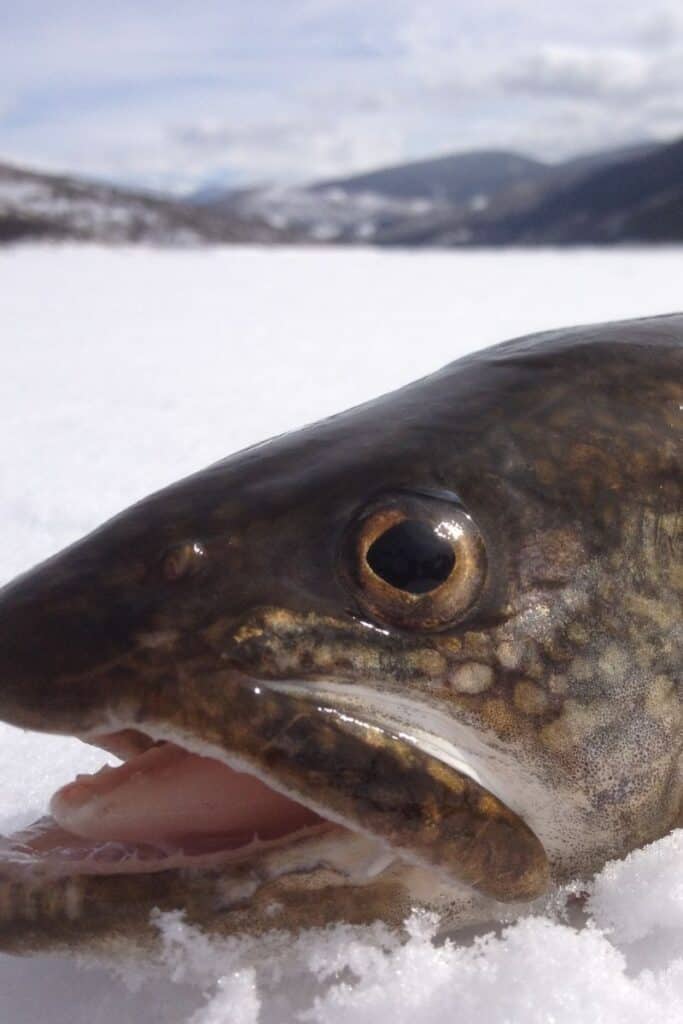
0,244,682,1023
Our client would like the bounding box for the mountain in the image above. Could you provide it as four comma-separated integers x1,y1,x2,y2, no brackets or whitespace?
312,150,547,204
3,138,677,248
192,150,549,243
194,143,661,245
192,150,548,243
464,136,683,245
0,162,284,245
370,142,661,246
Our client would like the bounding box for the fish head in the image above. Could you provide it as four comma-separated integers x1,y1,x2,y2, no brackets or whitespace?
0,315,681,953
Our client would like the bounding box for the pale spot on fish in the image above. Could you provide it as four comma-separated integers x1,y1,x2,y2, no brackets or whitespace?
598,644,630,683
410,649,446,678
448,662,494,694
497,640,525,670
514,679,549,715
541,699,620,753
548,673,568,696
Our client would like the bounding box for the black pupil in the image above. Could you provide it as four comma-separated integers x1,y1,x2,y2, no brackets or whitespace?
366,519,455,594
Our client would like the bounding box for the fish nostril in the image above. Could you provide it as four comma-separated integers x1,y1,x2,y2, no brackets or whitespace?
161,541,206,582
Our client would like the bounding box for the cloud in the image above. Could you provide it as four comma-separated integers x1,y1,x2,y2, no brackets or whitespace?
500,46,651,99
632,5,683,48
172,110,406,184
1,0,683,190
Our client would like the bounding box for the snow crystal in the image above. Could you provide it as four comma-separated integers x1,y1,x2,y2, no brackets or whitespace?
0,244,682,1022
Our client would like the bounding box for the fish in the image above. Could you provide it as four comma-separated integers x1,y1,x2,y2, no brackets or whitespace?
0,313,680,956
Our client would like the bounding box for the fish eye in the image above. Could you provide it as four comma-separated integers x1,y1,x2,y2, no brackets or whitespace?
161,540,206,581
344,493,487,630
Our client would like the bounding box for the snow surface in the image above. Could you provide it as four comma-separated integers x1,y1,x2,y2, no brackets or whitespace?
0,243,681,1023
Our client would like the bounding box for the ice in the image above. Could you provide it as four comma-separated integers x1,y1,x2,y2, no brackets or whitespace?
0,243,682,1022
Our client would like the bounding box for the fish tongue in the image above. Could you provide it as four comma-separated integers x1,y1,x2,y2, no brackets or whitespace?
50,742,320,844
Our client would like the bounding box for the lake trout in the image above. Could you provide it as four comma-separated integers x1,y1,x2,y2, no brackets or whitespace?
0,313,680,954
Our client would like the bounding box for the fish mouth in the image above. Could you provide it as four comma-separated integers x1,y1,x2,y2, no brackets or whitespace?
0,667,548,917
0,670,550,951
3,730,333,881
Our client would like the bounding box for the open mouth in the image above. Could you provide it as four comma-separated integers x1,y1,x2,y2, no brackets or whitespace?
2,729,335,880
0,708,550,916
0,666,550,916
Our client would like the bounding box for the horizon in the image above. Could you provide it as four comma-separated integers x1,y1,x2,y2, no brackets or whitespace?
0,134,673,201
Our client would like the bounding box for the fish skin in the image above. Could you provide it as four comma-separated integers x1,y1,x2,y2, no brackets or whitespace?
0,313,681,954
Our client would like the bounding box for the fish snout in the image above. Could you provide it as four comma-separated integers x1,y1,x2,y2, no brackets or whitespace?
0,545,158,734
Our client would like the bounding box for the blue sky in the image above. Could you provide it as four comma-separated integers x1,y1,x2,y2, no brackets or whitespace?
1,1,682,192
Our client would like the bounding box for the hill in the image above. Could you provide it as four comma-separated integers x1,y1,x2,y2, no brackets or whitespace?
474,136,683,244
195,143,660,245
0,162,283,245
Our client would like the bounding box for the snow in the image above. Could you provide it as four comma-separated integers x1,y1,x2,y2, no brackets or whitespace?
0,243,681,1023
588,831,683,949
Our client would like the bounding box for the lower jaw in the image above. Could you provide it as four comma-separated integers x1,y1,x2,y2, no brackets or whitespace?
0,827,420,958
0,789,407,956
1,814,339,881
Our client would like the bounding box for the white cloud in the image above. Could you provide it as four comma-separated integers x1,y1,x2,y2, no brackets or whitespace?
1,0,682,190
501,46,651,99
172,112,406,184
633,5,683,48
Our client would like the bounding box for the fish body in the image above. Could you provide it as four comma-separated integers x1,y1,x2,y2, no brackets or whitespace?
0,314,681,954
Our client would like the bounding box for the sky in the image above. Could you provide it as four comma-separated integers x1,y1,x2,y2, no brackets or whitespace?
1,0,683,193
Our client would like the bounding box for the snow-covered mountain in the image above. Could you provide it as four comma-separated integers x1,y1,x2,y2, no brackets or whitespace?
1,139,673,248
462,136,683,245
193,143,661,246
313,149,546,204
0,162,283,245
192,150,545,243
200,182,456,243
